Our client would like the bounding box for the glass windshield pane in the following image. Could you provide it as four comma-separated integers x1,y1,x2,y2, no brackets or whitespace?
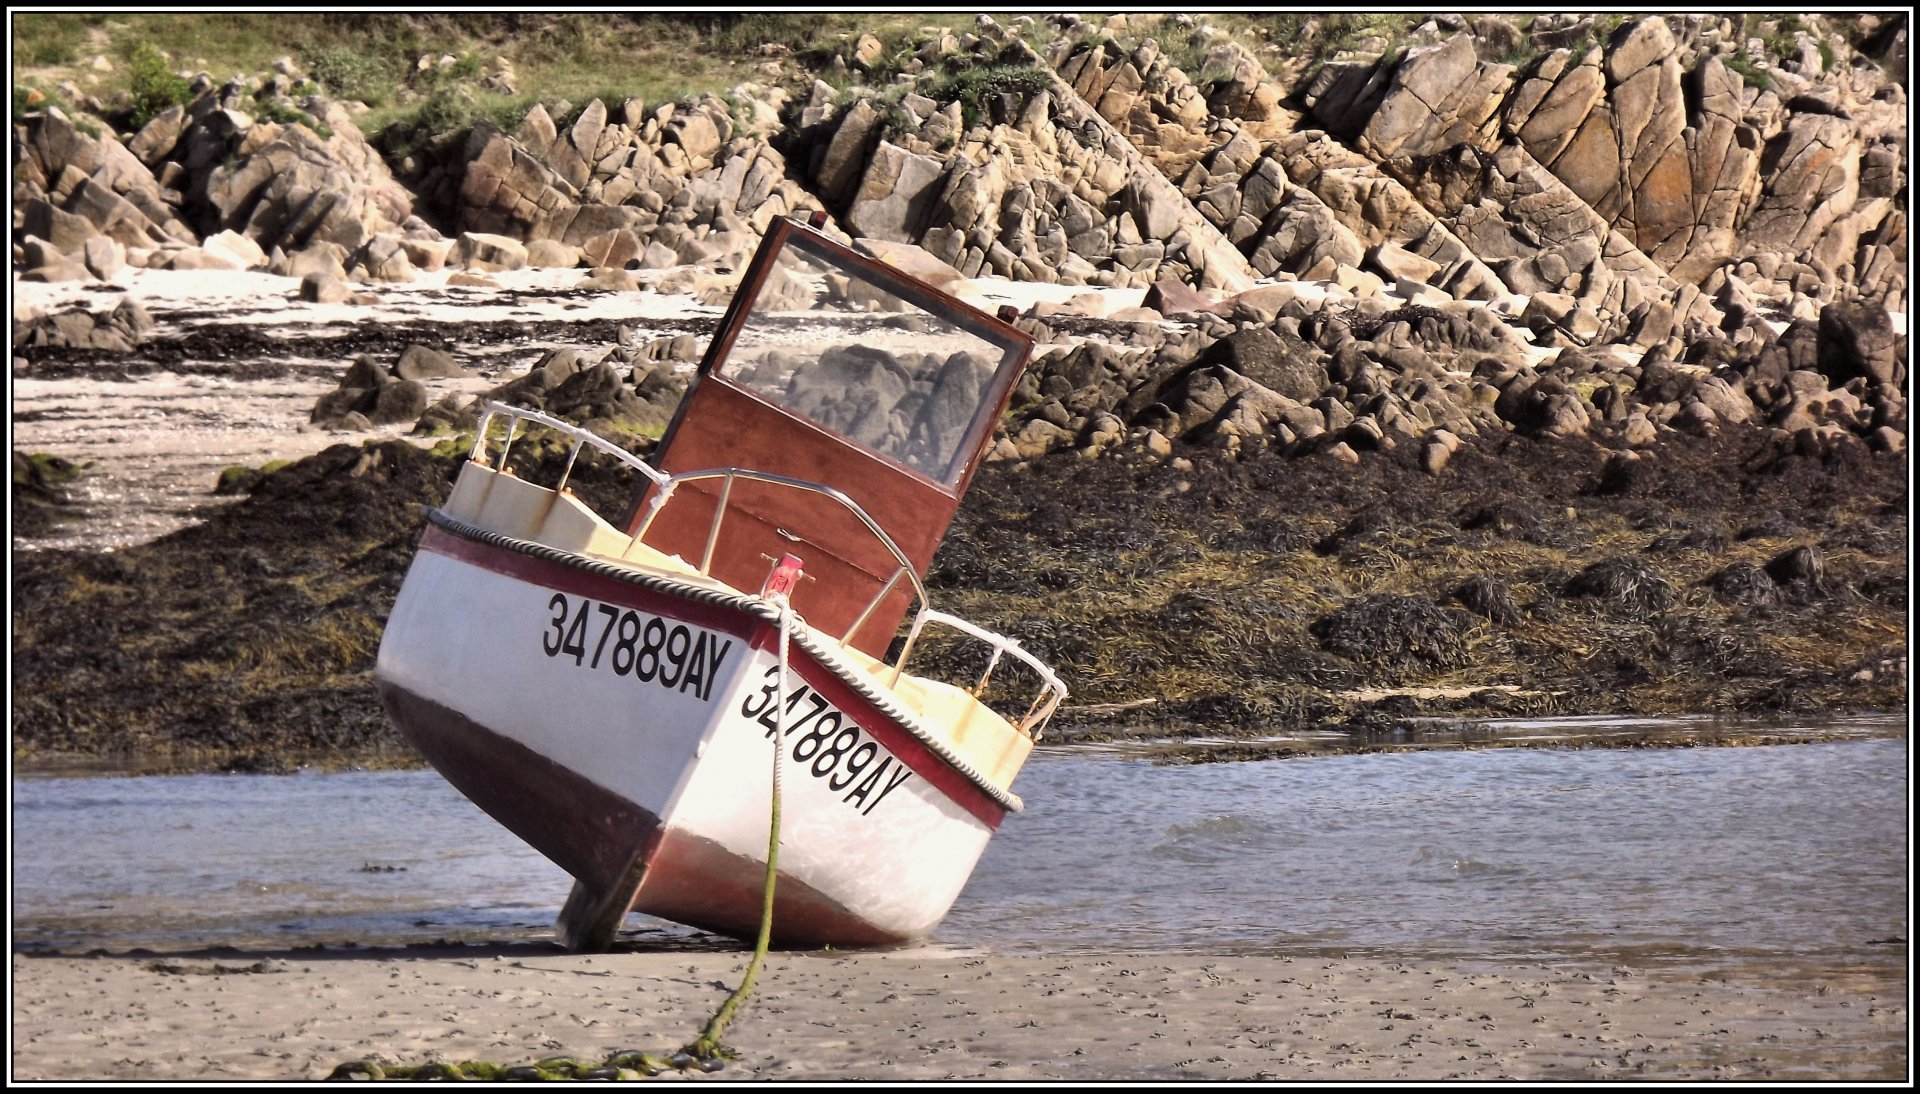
717,234,1014,484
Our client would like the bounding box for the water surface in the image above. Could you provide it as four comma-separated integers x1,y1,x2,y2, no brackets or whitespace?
12,726,1908,969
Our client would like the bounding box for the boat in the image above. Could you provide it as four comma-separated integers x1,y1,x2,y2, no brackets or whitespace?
375,214,1066,951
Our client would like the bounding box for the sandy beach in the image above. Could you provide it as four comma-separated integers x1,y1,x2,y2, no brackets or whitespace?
10,942,1907,1081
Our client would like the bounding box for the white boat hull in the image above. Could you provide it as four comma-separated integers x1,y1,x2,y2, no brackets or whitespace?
376,519,1008,947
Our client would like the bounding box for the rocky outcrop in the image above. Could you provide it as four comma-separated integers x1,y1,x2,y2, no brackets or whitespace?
310,355,430,430
9,13,1907,474
201,109,414,256
13,15,1899,313
13,92,412,278
11,297,154,352
776,31,1261,292
14,110,195,252
1298,15,1907,312
442,92,819,266
413,349,687,440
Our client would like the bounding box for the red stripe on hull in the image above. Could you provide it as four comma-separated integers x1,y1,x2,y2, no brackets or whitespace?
634,827,913,948
378,682,659,896
420,523,756,639
750,628,1007,830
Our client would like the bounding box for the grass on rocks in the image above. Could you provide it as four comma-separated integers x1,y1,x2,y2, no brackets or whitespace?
12,12,988,133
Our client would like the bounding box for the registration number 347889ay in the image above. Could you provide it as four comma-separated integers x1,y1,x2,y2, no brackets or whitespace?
540,593,734,703
739,666,913,815
538,593,912,816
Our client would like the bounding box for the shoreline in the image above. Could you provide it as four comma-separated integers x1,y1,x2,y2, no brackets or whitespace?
10,709,1908,779
11,942,1907,1081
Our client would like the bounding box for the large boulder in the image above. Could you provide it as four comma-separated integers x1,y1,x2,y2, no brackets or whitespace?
393,344,463,380
14,110,194,246
1194,328,1331,404
845,141,948,243
19,199,100,253
203,121,411,255
1817,300,1902,388
814,99,885,205
855,238,967,289
1358,33,1513,160
450,232,529,272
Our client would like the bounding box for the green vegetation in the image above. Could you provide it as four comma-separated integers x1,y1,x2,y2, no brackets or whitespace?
307,45,402,107
18,452,89,488
214,466,256,494
1534,13,1629,61
252,94,332,140
10,12,103,71
1594,13,1633,44
1154,28,1214,84
11,84,40,122
1313,13,1415,60
1189,60,1243,97
375,87,539,157
1738,12,1839,68
10,11,1009,126
5,10,1041,151
13,7,1874,144
213,458,294,496
1725,51,1776,92
12,82,69,124
19,30,82,67
126,41,191,128
12,452,93,536
14,81,106,136
1502,34,1540,69
829,38,1052,135
923,59,1053,129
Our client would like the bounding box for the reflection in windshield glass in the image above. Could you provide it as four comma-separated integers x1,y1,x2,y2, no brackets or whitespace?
720,239,1007,483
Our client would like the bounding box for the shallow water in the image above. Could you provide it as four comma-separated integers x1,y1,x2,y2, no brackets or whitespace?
11,724,1908,970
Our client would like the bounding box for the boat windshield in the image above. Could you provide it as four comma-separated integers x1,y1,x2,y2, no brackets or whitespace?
714,232,1022,486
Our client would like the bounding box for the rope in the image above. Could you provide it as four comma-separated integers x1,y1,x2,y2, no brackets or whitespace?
338,512,1042,1077
684,597,795,1061
329,601,803,1079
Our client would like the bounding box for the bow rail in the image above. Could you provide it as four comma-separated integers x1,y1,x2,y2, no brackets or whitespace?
467,401,1066,736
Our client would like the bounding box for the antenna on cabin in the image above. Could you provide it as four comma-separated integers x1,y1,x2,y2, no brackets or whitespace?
808,210,828,229
997,305,1018,323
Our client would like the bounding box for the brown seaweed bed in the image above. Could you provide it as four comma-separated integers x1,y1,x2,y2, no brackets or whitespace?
9,413,1906,775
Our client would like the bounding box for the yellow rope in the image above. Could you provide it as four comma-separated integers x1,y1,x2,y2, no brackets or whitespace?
331,602,800,1079
685,598,794,1060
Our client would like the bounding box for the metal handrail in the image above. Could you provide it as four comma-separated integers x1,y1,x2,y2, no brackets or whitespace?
468,401,1067,738
631,466,932,646
472,401,669,491
892,610,1068,739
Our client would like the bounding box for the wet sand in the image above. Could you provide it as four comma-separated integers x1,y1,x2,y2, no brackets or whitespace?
10,944,1907,1081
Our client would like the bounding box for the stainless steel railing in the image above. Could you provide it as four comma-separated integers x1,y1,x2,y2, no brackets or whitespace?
468,402,1066,737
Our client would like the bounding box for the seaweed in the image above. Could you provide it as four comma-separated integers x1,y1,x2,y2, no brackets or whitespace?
1309,595,1474,671
1564,557,1676,615
1452,575,1523,625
